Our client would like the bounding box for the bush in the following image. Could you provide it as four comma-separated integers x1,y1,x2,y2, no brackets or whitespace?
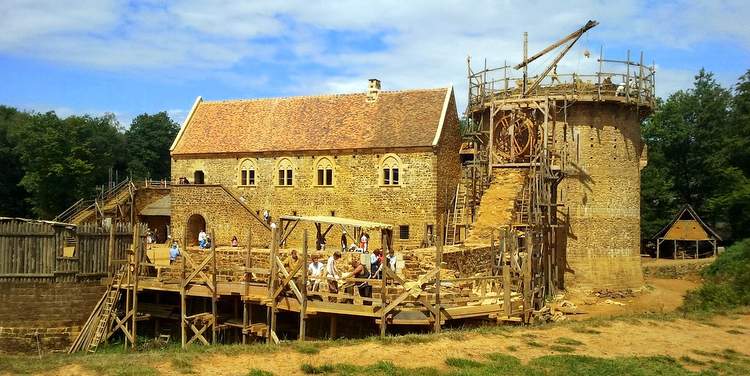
682,239,750,312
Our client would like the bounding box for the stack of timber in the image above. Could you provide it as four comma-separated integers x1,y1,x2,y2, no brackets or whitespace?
68,266,125,353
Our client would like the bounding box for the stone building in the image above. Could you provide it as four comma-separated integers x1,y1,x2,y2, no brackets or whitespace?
169,80,461,249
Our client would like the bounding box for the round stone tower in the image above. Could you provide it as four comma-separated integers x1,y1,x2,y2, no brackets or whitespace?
465,50,655,289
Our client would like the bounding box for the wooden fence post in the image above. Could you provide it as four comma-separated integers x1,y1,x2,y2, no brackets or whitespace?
267,225,278,345
434,214,444,334
299,229,308,341
211,230,217,345
243,230,252,345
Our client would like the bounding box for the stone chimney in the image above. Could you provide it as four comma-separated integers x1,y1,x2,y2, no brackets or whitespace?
366,78,381,102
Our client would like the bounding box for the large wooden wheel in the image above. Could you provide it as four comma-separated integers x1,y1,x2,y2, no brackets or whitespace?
493,112,535,162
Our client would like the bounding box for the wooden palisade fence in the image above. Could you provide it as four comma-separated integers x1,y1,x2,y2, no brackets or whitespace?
0,218,146,283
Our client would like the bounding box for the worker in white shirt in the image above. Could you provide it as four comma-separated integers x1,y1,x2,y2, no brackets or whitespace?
326,251,342,293
198,230,207,249
308,254,324,291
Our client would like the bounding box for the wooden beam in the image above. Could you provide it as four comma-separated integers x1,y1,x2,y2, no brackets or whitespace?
299,230,308,341
211,229,218,345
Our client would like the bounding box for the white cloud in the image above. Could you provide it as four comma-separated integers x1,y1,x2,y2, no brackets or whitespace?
1,0,749,112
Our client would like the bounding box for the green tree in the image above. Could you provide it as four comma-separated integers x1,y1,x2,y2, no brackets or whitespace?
125,112,179,180
10,111,125,218
0,106,31,217
641,70,733,237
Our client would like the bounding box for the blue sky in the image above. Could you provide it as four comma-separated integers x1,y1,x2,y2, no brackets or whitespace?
1,0,749,126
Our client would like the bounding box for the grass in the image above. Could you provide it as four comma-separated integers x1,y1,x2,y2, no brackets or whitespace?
680,355,707,366
292,342,322,355
292,353,750,375
247,369,274,376
3,303,748,376
524,340,545,348
444,357,483,368
549,345,577,353
570,326,602,335
554,337,584,346
682,238,750,313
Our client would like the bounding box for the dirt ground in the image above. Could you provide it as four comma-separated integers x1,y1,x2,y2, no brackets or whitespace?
39,270,749,376
162,312,750,375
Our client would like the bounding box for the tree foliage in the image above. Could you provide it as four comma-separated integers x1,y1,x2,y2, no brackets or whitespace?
0,106,31,217
642,69,750,242
0,107,178,219
125,112,180,180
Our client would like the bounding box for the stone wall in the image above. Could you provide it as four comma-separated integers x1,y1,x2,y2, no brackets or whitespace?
0,282,105,354
400,245,493,279
555,101,646,288
435,95,463,228
171,147,458,250
171,185,271,248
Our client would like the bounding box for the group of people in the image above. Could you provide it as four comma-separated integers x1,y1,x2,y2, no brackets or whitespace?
277,247,398,303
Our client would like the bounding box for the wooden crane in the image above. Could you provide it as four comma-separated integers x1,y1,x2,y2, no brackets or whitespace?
515,20,599,96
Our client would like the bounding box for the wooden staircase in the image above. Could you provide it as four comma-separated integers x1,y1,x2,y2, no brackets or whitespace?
56,179,135,224
69,266,126,353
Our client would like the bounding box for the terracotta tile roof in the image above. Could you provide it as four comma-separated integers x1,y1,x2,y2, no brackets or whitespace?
171,87,451,155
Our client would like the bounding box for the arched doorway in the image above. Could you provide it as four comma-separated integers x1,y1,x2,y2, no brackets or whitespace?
194,170,205,184
187,214,206,246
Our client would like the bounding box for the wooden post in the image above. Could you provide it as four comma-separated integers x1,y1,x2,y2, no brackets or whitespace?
211,230,218,345
656,238,660,259
503,229,511,318
713,240,717,257
108,221,115,278
434,215,444,334
180,224,188,349
243,231,252,345
696,240,699,259
299,229,308,341
267,225,278,344
380,259,388,338
131,224,141,350
490,232,496,275
124,225,135,350
674,240,677,260
329,315,337,339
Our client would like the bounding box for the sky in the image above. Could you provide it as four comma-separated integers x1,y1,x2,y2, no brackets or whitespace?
1,0,749,127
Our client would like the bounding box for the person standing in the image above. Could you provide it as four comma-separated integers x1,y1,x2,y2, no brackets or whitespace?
169,240,181,264
308,254,324,291
340,230,348,251
326,251,342,294
198,229,207,249
386,249,397,273
360,232,369,252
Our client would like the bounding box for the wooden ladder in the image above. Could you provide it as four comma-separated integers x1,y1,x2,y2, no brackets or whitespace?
88,266,126,352
68,265,126,353
445,183,467,245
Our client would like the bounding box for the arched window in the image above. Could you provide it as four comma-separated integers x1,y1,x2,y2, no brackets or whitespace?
238,159,257,186
315,157,334,186
381,155,401,186
277,158,294,186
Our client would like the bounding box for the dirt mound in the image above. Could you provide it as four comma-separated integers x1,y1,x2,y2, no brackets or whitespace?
465,169,525,244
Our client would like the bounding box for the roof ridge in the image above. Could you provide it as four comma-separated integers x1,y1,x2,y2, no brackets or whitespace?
200,87,448,104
